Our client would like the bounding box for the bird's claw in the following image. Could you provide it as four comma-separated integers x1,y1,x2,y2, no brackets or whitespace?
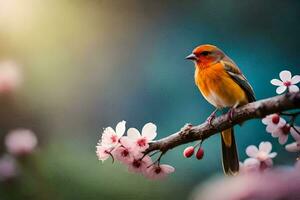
206,109,218,126
227,108,235,122
206,114,216,126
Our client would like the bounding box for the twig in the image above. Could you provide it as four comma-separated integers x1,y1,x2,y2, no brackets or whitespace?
144,92,300,155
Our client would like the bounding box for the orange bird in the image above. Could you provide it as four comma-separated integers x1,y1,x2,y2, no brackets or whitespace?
186,44,255,175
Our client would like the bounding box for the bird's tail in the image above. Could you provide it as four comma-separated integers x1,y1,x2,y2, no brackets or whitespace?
221,128,239,175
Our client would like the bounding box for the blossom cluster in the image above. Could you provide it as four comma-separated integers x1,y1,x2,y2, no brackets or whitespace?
96,121,174,180
239,70,300,173
262,114,300,151
262,70,300,152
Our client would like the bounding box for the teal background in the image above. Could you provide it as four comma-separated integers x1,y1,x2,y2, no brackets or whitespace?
0,0,299,199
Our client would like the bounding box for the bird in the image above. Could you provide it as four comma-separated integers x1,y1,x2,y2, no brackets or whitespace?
186,44,255,175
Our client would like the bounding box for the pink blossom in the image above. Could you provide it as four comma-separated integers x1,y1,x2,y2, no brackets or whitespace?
0,60,22,93
0,155,18,182
285,126,300,152
96,145,113,162
5,129,38,156
128,155,152,174
113,137,135,164
262,114,290,144
100,121,126,147
246,141,277,167
127,123,157,151
145,164,175,180
271,70,300,94
262,113,285,133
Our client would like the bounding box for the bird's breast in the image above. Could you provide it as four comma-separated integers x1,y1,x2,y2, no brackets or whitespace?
194,64,247,108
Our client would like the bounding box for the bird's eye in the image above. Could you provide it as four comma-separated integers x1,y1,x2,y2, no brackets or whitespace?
200,51,211,56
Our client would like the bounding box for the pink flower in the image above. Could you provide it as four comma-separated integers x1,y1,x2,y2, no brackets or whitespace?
145,164,175,180
0,155,18,182
127,123,157,151
96,145,113,162
128,155,152,174
246,141,277,167
262,114,290,144
239,158,260,174
113,137,135,164
271,70,300,94
0,60,22,93
285,126,300,152
5,129,38,156
262,114,285,131
100,121,126,147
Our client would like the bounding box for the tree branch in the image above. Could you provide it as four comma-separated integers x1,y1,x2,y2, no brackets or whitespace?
145,92,300,155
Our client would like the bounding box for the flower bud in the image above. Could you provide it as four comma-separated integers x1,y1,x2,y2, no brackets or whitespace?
282,124,291,135
183,146,194,158
196,147,204,160
271,114,280,124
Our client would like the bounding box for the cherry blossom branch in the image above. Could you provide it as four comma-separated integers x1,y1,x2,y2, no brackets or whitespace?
144,92,300,155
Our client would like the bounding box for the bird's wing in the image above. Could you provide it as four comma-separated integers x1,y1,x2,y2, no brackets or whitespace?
221,58,256,102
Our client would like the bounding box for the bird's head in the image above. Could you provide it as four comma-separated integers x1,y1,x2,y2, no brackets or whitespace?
186,44,225,67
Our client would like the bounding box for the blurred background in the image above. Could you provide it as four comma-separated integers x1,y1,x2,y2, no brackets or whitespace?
0,0,299,199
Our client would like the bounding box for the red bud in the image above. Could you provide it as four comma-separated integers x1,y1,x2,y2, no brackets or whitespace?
282,124,291,135
196,147,204,160
272,114,280,124
183,146,194,158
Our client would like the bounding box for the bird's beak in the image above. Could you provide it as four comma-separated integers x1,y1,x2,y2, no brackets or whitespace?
185,53,197,61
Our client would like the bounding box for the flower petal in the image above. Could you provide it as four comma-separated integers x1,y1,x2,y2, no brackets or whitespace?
259,141,272,154
119,136,134,149
266,124,277,134
262,117,271,125
278,134,288,144
279,70,292,82
276,85,287,94
160,164,175,174
288,85,299,93
291,75,300,84
246,145,259,157
127,128,141,140
243,158,260,166
285,142,300,152
142,123,157,141
268,152,277,158
103,127,115,135
270,79,283,86
290,126,300,141
278,117,286,125
115,120,126,137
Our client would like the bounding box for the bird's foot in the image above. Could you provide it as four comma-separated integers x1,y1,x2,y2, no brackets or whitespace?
206,109,218,126
227,108,235,122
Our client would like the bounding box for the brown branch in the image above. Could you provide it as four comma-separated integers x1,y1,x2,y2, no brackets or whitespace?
145,92,300,155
